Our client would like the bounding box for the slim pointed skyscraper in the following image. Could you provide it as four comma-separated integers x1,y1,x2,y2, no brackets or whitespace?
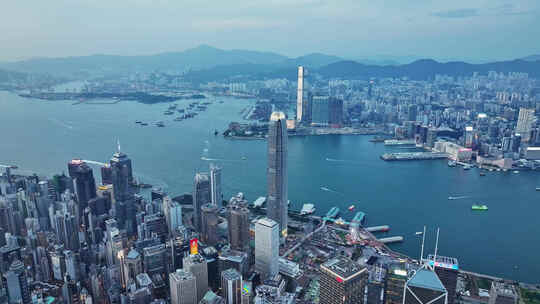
267,112,288,238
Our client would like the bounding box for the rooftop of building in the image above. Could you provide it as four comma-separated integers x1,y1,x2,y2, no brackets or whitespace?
407,268,446,292
136,273,153,287
270,112,286,121
320,256,366,282
425,254,459,270
257,217,278,228
492,281,518,297
170,269,195,281
222,268,242,280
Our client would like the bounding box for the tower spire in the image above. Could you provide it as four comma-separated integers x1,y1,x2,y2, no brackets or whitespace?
117,139,121,153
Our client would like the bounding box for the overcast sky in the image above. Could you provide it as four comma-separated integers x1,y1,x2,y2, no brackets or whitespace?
1,0,539,62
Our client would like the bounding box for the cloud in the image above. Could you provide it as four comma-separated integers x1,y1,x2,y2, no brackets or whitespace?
432,8,479,18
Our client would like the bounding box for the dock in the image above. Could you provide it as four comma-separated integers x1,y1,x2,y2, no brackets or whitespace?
366,225,389,232
384,139,416,146
378,236,404,243
381,152,448,161
325,207,340,219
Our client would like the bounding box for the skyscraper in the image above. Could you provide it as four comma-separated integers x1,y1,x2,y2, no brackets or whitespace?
516,108,536,142
67,159,97,213
109,145,133,201
254,218,279,279
227,204,250,253
319,256,368,304
221,268,242,304
426,255,459,304
193,173,211,231
311,96,330,126
384,263,408,304
170,269,197,304
404,265,447,304
183,254,209,303
200,203,219,246
4,259,31,304
164,196,182,236
210,164,222,208
488,282,518,304
296,66,306,122
267,112,288,238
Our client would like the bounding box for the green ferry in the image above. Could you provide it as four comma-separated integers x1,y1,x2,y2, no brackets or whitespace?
472,204,488,211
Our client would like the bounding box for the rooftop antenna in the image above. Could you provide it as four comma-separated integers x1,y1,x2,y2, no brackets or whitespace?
420,225,426,262
117,139,121,153
433,227,440,264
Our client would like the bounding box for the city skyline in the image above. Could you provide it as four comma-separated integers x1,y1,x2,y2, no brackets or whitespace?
1,1,540,62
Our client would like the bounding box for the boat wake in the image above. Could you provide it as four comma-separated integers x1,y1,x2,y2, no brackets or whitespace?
201,156,241,162
326,158,345,162
48,118,74,130
320,186,343,195
448,195,469,200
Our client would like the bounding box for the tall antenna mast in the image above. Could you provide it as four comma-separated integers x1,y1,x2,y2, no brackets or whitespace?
420,225,426,262
117,139,121,153
434,227,440,264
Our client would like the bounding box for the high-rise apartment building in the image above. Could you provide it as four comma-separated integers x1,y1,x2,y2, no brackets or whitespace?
516,107,536,142
267,112,288,238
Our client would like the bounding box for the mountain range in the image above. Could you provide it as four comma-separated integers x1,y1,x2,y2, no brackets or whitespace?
0,45,539,82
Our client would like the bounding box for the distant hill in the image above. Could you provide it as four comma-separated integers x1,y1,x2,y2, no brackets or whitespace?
0,45,343,79
521,54,540,62
0,68,26,82
317,59,540,80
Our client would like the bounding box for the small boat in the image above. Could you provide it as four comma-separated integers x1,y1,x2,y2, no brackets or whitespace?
348,205,355,211
135,120,142,124
174,117,183,121
535,187,540,191
448,160,457,167
472,204,488,211
140,122,148,126
214,129,219,136
415,231,423,236
513,170,519,174
164,110,174,115
463,165,471,170
479,172,486,176
155,121,165,127
241,156,247,160
448,196,468,200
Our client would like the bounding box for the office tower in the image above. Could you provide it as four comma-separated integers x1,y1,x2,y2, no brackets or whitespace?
516,108,536,142
311,96,330,126
465,126,474,148
109,145,134,201
200,204,219,246
143,213,168,242
296,66,306,122
227,204,250,252
510,133,522,153
67,159,97,213
170,269,197,304
121,248,143,289
222,268,242,304
64,250,79,283
426,129,437,148
143,244,167,277
55,212,80,251
328,97,344,127
183,254,209,303
385,264,408,304
488,282,518,304
408,104,418,122
426,255,459,304
164,197,182,236
4,260,31,304
404,265,447,304
319,256,368,304
367,265,387,304
193,173,211,231
210,164,222,208
201,247,220,291
219,249,249,278
255,218,279,279
267,112,288,238
200,291,226,304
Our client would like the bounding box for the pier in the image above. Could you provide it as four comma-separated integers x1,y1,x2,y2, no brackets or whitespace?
378,236,404,243
366,225,390,232
381,152,448,161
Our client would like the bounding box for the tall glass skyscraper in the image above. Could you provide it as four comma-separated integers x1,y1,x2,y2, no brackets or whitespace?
193,172,211,231
267,112,288,238
210,164,222,208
